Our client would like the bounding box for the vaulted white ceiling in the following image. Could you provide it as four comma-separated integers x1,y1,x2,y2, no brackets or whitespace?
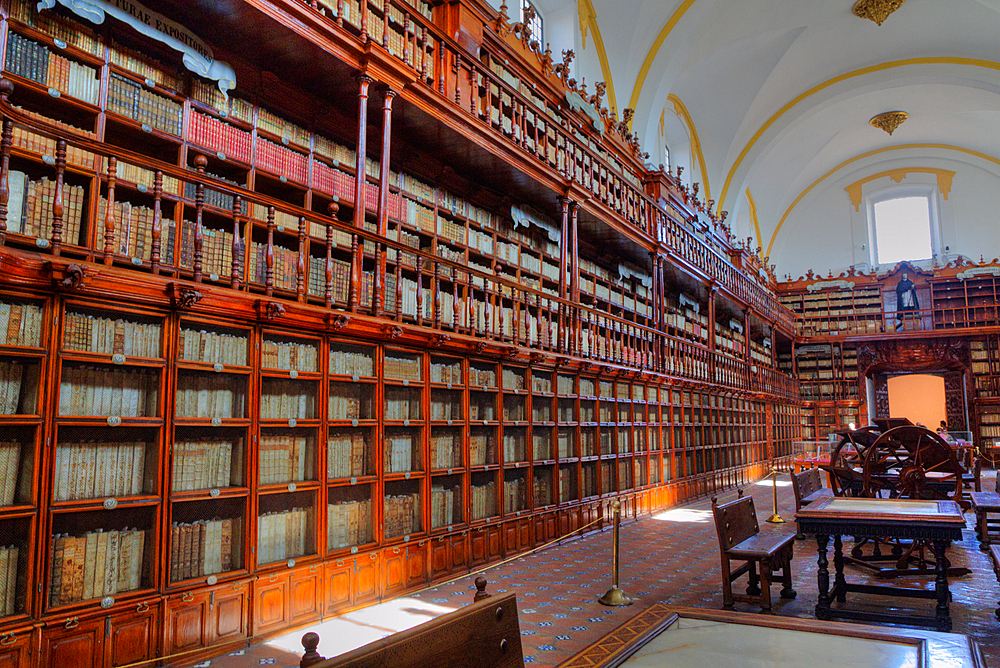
517,0,1000,277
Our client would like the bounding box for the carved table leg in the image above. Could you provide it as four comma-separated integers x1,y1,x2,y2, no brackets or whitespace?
746,562,760,596
932,539,952,631
780,548,796,600
833,534,847,603
815,533,831,620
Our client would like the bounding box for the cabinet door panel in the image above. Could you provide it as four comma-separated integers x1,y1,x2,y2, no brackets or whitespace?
470,529,487,565
486,526,502,561
517,519,532,549
382,547,406,597
325,561,352,614
41,619,103,668
430,538,449,578
0,629,34,668
108,609,158,668
289,568,322,625
449,533,468,572
253,577,289,636
503,522,518,555
405,544,427,589
354,555,379,604
165,598,208,654
211,586,249,644
544,513,557,541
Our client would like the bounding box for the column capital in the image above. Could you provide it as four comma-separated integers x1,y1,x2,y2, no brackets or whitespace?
382,87,398,102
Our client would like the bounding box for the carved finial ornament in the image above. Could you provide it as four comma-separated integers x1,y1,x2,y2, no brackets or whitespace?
853,0,906,26
870,111,908,135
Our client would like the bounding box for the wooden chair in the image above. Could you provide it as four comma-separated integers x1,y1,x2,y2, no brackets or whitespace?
990,544,1000,621
970,471,1000,551
300,578,523,668
712,490,796,613
791,468,833,539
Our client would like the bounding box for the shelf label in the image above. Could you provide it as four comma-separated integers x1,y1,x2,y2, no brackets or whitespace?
447,469,453,475
289,370,298,379
351,374,359,383
483,420,489,425
107,416,121,427
446,383,452,390
219,110,228,119
350,477,358,485
141,123,152,133
136,183,148,193
287,483,296,492
277,225,285,233
100,597,115,609
402,379,409,387
403,419,410,426
403,535,410,542
287,559,295,568
112,353,126,365
351,546,358,554
48,87,61,98
211,417,222,427
404,472,411,479
216,151,226,161
447,420,453,426
213,363,224,372
206,575,218,586
351,418,359,427
332,160,339,168
42,155,56,166
288,418,297,428
281,136,290,146
279,175,287,184
210,488,220,498
54,38,67,49
103,498,118,510
131,257,143,266
209,273,219,282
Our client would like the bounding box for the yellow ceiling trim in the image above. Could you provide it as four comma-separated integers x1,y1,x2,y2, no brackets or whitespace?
659,108,665,136
844,167,955,211
627,0,699,127
667,94,711,202
765,143,999,258
577,0,618,116
721,57,1000,213
745,188,762,252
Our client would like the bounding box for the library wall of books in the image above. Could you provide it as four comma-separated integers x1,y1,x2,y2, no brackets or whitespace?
0,0,802,665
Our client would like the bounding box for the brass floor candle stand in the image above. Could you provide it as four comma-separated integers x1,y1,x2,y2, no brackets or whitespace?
598,500,633,606
766,466,786,524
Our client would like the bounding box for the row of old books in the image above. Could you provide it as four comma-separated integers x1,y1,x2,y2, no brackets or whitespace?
502,369,526,391
112,160,182,195
329,346,375,377
174,374,244,419
256,137,309,184
5,171,86,245
180,221,238,280
0,442,20,506
49,528,145,606
106,73,183,136
259,432,312,485
249,241,297,292
468,398,495,421
327,430,370,478
383,434,417,474
98,197,177,265
329,385,369,420
582,465,597,497
503,400,525,422
429,397,461,421
533,433,552,460
533,472,552,507
170,518,240,581
326,499,372,550
0,301,43,347
310,160,355,202
189,111,252,164
429,361,462,385
62,310,162,358
53,441,145,501
9,0,102,57
178,327,248,366
5,32,99,104
0,546,18,616
383,492,420,538
502,477,526,514
172,438,239,492
471,481,497,520
260,381,315,420
430,485,456,529
257,507,312,564
256,107,310,148
469,366,496,387
306,256,352,304
262,339,318,373
560,472,575,502
384,354,422,382
429,433,461,470
0,362,30,415
108,41,183,90
502,433,525,462
385,390,421,421
470,432,495,467
58,365,156,417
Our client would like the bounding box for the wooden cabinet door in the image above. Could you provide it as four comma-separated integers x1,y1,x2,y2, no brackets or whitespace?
354,553,379,605
405,543,427,590
382,546,406,597
558,510,570,537
209,583,249,645
544,512,557,541
289,565,322,626
164,592,209,656
430,537,450,579
517,518,532,549
0,628,35,668
449,533,468,573
106,605,159,668
503,521,518,556
41,616,104,668
469,528,487,566
486,526,502,561
325,559,353,615
253,573,290,637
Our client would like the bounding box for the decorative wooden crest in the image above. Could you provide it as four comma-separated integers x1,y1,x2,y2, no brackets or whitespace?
529,353,546,365
56,263,86,291
502,346,519,358
328,313,350,331
857,338,970,377
429,334,451,347
170,283,202,309
382,324,403,340
257,300,286,320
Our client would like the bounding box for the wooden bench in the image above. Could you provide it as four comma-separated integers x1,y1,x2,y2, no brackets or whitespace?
712,490,796,613
791,468,833,539
990,544,1000,621
969,472,1000,551
299,578,523,668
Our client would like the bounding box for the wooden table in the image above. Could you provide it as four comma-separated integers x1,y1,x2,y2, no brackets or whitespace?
795,497,966,631
558,605,985,668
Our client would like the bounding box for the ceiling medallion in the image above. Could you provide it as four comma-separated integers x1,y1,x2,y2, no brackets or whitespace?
852,0,906,26
870,111,908,135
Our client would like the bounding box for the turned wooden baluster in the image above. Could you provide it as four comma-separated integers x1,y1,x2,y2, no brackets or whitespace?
394,253,403,320
454,52,462,105
265,206,275,297
192,155,207,282
437,41,445,94
495,265,504,341
348,232,359,311
468,65,477,115
415,255,425,325
433,262,442,328
451,279,459,331
231,195,242,289
535,293,543,348
521,292,530,346
360,0,368,42
50,138,67,256
467,274,476,335
97,152,115,263
296,215,306,302
372,242,383,317
421,27,429,82
0,116,12,246
557,301,565,352
336,0,344,25
484,271,494,340
324,204,336,307
151,171,163,274
382,4,389,49
403,14,411,65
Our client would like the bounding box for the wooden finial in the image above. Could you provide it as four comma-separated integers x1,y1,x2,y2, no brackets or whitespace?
737,489,744,498
300,632,325,668
328,199,340,217
0,78,13,101
194,153,208,170
474,576,491,602
711,496,718,507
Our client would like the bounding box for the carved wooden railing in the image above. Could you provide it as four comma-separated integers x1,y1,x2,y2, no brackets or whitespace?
289,0,794,334
0,81,799,400
791,304,1000,338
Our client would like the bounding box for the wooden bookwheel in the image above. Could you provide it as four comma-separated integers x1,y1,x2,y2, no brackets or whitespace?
861,426,964,504
823,426,881,496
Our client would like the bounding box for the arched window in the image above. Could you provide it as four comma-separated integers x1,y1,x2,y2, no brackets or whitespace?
520,0,543,42
664,145,670,170
870,193,935,266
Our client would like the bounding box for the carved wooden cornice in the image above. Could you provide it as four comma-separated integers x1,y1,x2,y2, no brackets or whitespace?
857,338,969,378
853,0,906,26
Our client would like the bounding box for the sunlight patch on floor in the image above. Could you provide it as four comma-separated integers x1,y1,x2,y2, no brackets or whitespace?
651,508,712,523
753,479,792,487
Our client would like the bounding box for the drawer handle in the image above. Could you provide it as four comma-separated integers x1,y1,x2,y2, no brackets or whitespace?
418,540,425,547
137,601,149,613
181,592,194,603
65,617,79,630
370,553,377,560
336,560,345,567
309,565,318,573
269,573,279,582
393,547,401,554
0,632,16,646
232,582,245,592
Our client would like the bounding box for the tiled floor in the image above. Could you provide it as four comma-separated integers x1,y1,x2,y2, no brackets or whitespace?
198,475,1000,668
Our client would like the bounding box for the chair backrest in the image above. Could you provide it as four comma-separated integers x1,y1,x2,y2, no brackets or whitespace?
712,491,759,553
791,468,823,510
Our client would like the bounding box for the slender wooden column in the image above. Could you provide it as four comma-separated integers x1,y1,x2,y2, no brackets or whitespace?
351,75,374,312
570,202,580,302
375,88,396,319
193,155,207,282
265,206,276,297
325,201,339,308
557,197,570,300
100,153,114,263
0,118,12,246
231,195,242,289
296,215,307,302
51,139,67,256
151,171,163,274
707,285,717,352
